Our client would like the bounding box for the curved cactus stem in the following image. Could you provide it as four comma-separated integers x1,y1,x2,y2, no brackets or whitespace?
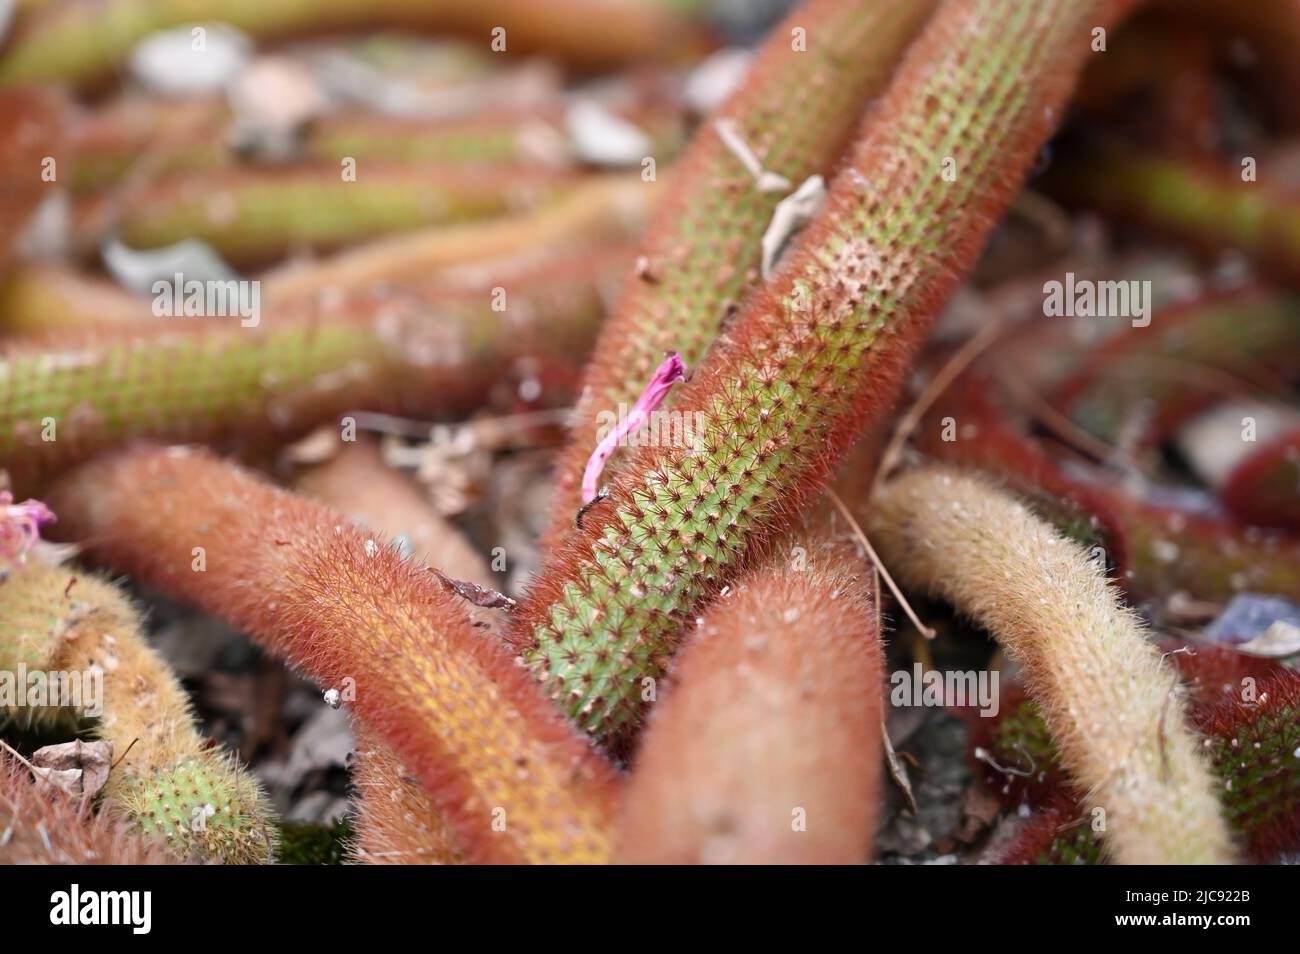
0,559,277,863
48,446,621,864
869,465,1233,864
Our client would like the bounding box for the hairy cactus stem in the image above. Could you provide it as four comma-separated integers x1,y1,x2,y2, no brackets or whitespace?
512,0,1139,741
540,0,939,548
48,446,621,864
869,465,1233,864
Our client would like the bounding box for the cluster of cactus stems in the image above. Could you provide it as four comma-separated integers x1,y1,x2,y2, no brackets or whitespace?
5,0,1300,867
0,0,711,87
47,446,622,864
512,0,1137,740
1055,152,1300,282
1048,288,1300,449
74,164,582,266
539,0,939,542
0,558,276,863
65,90,687,194
0,244,627,493
984,661,1300,864
617,564,883,864
868,466,1233,864
0,757,177,864
919,371,1300,604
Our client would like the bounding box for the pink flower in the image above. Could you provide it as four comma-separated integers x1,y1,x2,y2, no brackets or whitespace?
582,352,687,505
0,492,56,559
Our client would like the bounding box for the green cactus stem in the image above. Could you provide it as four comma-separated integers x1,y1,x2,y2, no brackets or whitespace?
75,164,580,266
0,245,626,493
1049,289,1300,449
540,0,939,548
0,0,712,88
510,0,1138,740
1054,152,1300,282
0,558,277,863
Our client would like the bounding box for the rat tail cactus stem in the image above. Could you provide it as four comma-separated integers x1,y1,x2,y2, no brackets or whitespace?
868,465,1233,864
616,564,883,864
541,0,939,548
0,558,277,863
512,0,1139,741
48,445,621,864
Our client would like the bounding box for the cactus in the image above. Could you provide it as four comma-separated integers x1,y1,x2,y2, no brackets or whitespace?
76,164,579,266
510,0,1135,740
0,244,625,493
539,0,939,544
616,564,883,864
48,446,621,864
0,87,69,273
348,730,462,865
1221,428,1300,530
1054,152,1300,282
67,94,686,194
0,559,277,863
1049,289,1300,448
868,465,1232,864
262,174,649,302
294,441,490,864
920,371,1300,603
0,264,154,334
0,0,712,88
0,757,175,865
995,668,1300,863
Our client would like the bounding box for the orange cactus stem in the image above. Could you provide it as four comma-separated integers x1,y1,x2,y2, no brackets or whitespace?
47,445,621,864
0,264,155,334
0,86,70,273
1220,428,1300,531
511,0,1138,741
0,244,626,494
66,91,687,194
538,0,939,549
0,0,713,89
294,439,493,865
74,164,580,267
1048,288,1300,450
347,730,463,865
0,756,174,865
616,564,883,864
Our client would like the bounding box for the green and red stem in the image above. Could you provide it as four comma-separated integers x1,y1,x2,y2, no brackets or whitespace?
48,446,621,865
